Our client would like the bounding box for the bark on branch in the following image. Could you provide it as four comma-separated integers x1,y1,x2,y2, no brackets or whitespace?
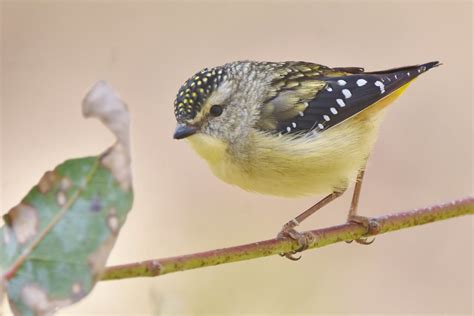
102,197,473,281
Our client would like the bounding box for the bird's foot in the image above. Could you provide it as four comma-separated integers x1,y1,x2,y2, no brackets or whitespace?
346,215,380,245
277,221,314,260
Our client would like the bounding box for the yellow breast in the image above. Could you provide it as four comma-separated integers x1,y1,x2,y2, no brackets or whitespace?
186,85,409,197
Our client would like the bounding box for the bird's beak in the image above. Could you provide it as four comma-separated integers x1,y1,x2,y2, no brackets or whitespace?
173,124,198,139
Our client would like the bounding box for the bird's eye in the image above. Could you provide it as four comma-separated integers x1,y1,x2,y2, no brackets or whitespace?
210,105,223,117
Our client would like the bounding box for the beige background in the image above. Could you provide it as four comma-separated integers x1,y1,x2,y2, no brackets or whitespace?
1,1,473,315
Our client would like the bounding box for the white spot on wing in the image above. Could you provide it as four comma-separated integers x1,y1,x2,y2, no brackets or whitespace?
342,89,352,99
317,123,324,129
323,115,330,121
336,99,346,107
330,107,338,114
337,80,347,86
286,126,291,132
374,80,385,94
356,79,367,86
291,122,296,128
299,111,304,117
326,86,333,92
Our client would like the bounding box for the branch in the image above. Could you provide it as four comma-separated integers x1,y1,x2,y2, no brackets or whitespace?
102,197,473,281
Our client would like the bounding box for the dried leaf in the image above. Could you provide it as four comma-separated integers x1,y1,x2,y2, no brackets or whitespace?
0,82,133,315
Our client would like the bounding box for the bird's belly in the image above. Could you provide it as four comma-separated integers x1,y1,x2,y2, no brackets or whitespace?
213,150,362,197
187,110,385,198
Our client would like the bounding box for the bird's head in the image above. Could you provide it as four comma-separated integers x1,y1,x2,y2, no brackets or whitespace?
173,62,271,143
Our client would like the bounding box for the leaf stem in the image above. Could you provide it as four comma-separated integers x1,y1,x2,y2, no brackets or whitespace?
102,196,473,281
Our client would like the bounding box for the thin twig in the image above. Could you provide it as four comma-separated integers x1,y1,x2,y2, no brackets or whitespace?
102,197,473,281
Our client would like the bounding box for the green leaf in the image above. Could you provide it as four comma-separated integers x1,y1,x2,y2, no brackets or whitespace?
0,82,134,315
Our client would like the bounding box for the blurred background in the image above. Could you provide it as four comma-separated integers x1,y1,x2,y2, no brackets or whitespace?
1,1,472,315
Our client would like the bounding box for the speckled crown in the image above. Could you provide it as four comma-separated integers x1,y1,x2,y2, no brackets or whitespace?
174,67,227,122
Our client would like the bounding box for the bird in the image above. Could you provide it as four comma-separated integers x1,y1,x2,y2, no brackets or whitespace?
173,60,440,257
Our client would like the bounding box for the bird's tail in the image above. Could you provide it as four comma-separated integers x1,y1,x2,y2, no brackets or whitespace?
365,61,441,76
360,61,441,114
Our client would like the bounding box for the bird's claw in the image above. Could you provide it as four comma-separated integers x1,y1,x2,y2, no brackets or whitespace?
281,251,302,261
354,236,375,245
346,215,380,245
277,223,312,260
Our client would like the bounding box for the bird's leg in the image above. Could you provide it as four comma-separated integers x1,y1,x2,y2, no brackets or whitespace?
347,169,365,220
346,169,380,245
278,190,345,260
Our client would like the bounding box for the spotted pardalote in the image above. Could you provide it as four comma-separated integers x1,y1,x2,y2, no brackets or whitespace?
173,61,440,198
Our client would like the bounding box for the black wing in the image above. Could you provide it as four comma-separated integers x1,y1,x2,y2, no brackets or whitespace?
275,61,440,135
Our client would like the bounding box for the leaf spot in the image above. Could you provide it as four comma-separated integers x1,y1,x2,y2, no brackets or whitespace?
3,228,11,244
90,197,102,212
7,204,39,244
37,171,58,194
56,191,67,207
60,177,72,191
71,282,82,296
107,215,119,233
21,284,71,314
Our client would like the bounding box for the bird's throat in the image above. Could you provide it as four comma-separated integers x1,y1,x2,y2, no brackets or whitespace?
186,133,228,165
